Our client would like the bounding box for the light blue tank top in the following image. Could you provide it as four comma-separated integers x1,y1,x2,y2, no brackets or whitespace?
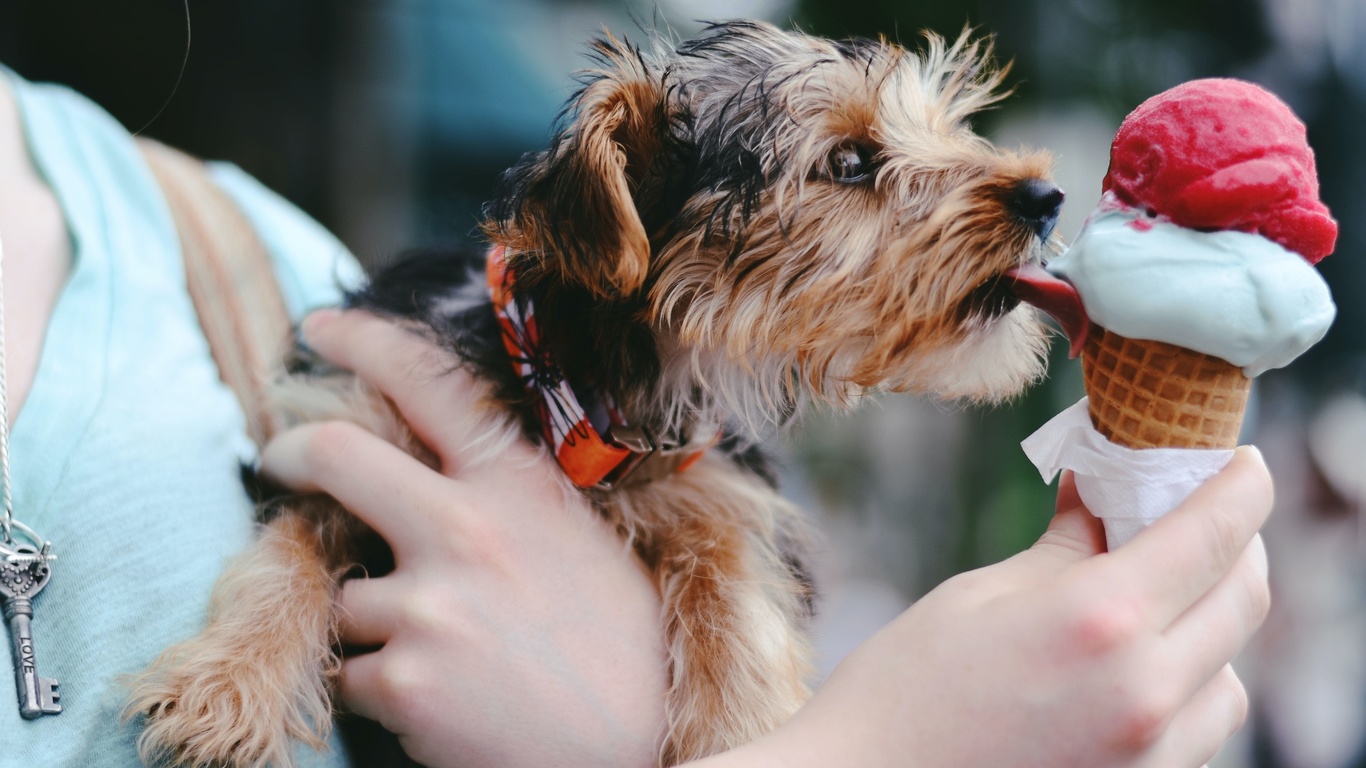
2,68,363,766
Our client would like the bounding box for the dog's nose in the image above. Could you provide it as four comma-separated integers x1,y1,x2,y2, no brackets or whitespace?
1011,179,1064,241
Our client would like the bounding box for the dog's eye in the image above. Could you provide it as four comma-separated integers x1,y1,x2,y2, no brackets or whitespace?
827,144,873,183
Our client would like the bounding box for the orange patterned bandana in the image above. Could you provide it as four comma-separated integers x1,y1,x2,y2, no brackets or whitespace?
487,247,705,489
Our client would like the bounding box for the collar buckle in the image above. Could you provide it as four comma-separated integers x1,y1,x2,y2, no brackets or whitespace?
595,425,656,490
596,425,693,490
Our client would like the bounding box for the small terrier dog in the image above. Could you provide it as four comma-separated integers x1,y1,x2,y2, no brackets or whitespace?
128,20,1061,767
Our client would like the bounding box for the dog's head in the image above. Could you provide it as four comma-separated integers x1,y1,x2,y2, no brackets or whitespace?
490,21,1060,433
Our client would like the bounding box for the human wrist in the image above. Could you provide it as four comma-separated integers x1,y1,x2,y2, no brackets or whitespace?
671,705,864,768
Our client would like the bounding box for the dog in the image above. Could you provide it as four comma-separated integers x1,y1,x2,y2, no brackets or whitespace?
126,20,1061,767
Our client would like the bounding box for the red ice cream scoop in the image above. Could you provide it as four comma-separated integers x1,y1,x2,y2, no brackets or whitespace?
1102,78,1338,263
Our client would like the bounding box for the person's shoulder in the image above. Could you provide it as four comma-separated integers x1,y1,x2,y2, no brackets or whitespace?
207,162,365,319
5,67,130,139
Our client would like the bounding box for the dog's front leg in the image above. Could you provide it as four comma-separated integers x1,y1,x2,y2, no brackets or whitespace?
126,500,352,768
632,468,815,765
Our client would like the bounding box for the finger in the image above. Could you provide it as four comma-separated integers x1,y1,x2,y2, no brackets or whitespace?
1141,665,1248,768
1161,535,1269,695
300,309,490,463
337,651,399,728
1020,471,1108,569
1087,446,1272,626
337,576,399,648
261,420,460,558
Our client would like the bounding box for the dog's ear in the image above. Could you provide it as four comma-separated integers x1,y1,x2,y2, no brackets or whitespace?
492,36,665,299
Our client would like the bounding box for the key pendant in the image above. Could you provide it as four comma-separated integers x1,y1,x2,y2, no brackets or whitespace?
0,543,60,718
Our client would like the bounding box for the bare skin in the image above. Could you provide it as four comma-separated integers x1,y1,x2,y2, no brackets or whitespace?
264,309,1272,768
0,75,71,422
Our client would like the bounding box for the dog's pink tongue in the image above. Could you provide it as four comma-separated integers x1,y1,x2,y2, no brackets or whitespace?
1005,264,1091,358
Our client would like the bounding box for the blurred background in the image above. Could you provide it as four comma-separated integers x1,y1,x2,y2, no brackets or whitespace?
1,1,1363,765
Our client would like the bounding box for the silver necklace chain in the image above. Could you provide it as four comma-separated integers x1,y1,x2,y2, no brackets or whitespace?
0,221,54,562
0,219,15,543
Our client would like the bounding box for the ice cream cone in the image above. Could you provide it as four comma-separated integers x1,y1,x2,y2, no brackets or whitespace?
1081,327,1251,450
1021,79,1335,550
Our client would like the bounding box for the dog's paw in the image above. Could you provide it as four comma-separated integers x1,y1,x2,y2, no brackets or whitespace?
123,628,335,768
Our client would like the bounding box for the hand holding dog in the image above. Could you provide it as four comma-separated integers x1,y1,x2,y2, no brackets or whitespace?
697,448,1271,768
262,309,669,768
266,310,1270,768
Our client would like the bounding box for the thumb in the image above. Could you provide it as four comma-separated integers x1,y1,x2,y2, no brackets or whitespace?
1024,471,1107,567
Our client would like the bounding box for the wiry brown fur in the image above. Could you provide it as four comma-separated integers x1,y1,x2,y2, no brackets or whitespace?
126,20,1061,767
608,462,812,761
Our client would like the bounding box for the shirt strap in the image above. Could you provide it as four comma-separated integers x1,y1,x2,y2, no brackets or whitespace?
139,139,290,447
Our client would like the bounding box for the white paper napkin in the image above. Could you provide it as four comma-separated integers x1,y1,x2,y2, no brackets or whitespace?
1021,398,1235,550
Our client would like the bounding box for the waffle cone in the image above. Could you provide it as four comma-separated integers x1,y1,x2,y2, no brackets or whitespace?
1081,328,1251,450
